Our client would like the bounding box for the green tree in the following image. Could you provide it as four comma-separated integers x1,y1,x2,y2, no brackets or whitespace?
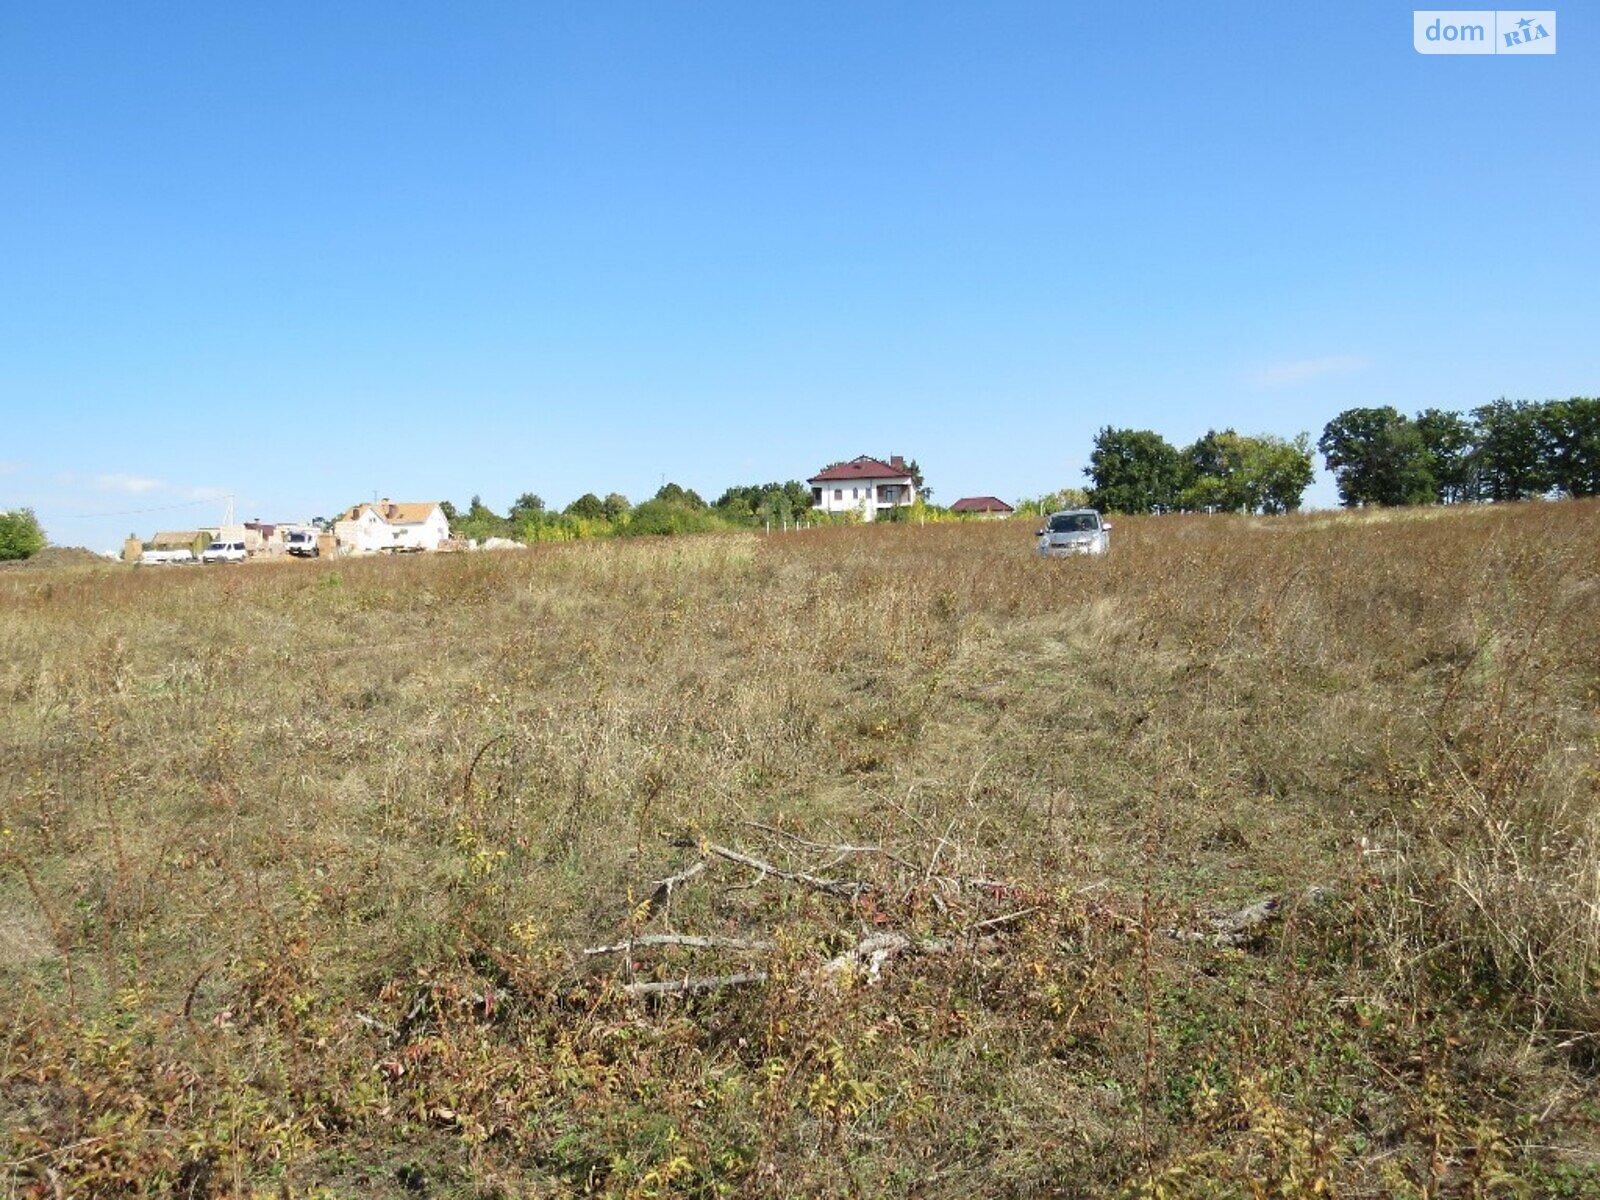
714,480,812,525
602,493,632,522
508,493,546,524
0,508,46,561
713,484,760,519
1084,428,1185,513
1415,408,1479,503
564,493,607,521
1318,407,1435,507
1241,433,1316,515
907,459,930,502
1472,399,1550,501
1177,431,1313,514
1180,429,1252,512
624,499,730,537
453,494,509,542
654,482,707,509
1534,397,1600,498
1018,486,1090,515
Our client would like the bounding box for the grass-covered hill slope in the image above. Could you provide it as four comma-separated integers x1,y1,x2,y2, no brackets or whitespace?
3,502,1598,1196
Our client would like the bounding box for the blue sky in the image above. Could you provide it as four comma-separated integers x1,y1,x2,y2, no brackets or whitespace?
2,3,1594,551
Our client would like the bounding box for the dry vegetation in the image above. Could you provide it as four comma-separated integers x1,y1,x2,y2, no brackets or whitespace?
3,502,1599,1197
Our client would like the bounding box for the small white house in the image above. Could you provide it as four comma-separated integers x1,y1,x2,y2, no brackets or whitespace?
808,455,916,521
334,500,451,555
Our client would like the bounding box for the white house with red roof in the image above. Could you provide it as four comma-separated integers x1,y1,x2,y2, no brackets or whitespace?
808,455,916,521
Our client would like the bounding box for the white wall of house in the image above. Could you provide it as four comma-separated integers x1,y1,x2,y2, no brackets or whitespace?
392,508,450,550
810,477,914,521
333,505,450,554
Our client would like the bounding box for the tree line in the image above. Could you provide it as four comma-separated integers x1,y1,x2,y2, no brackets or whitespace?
440,479,828,544
1318,399,1598,507
1082,429,1316,515
1080,398,1599,514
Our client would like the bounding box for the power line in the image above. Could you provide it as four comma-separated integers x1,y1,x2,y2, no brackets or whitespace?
52,497,225,520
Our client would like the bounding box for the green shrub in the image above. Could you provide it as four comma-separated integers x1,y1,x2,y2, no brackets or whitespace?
0,507,46,560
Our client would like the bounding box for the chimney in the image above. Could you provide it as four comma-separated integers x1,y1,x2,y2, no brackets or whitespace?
890,455,906,472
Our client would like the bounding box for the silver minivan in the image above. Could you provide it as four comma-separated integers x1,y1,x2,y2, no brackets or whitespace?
1037,509,1111,557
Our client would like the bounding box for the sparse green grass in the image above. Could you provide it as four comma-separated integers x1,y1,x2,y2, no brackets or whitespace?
2,502,1598,1196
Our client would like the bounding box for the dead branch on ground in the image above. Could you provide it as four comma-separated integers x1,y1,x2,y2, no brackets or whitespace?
1166,886,1333,948
620,972,769,999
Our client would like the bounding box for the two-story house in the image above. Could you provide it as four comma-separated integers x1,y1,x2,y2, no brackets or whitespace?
808,455,917,521
333,500,451,554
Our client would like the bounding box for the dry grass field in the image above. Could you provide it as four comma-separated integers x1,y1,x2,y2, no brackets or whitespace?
3,502,1599,1197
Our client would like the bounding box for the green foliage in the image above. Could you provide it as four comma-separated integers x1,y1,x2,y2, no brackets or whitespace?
451,494,509,543
0,507,46,560
563,492,607,521
714,480,813,525
1245,432,1316,515
1318,407,1436,507
653,482,707,509
1539,397,1600,498
1415,408,1479,503
1084,427,1186,513
1017,487,1089,515
508,492,546,524
1180,430,1252,512
907,458,929,501
622,498,733,537
1473,399,1550,501
1173,431,1314,515
1315,398,1596,509
602,492,632,522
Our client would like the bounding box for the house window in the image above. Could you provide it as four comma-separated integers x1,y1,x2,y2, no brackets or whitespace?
833,489,842,501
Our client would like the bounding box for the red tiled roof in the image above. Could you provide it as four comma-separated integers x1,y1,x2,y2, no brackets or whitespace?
949,496,1014,513
808,455,913,483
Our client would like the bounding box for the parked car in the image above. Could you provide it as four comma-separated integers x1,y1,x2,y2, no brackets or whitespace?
200,540,247,564
138,549,197,566
1037,509,1111,557
284,530,320,558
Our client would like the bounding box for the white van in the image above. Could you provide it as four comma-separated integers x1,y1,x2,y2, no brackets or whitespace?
201,540,247,564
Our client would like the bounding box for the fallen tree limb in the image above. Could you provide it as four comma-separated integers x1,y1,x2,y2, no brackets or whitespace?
642,859,707,919
1167,886,1332,947
584,933,775,957
821,933,917,980
962,906,1039,937
620,972,768,999
697,841,868,900
742,821,923,874
818,931,985,981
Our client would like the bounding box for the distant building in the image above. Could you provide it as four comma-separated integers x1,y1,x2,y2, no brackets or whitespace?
808,455,916,521
150,529,212,552
949,496,1015,519
334,500,451,554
